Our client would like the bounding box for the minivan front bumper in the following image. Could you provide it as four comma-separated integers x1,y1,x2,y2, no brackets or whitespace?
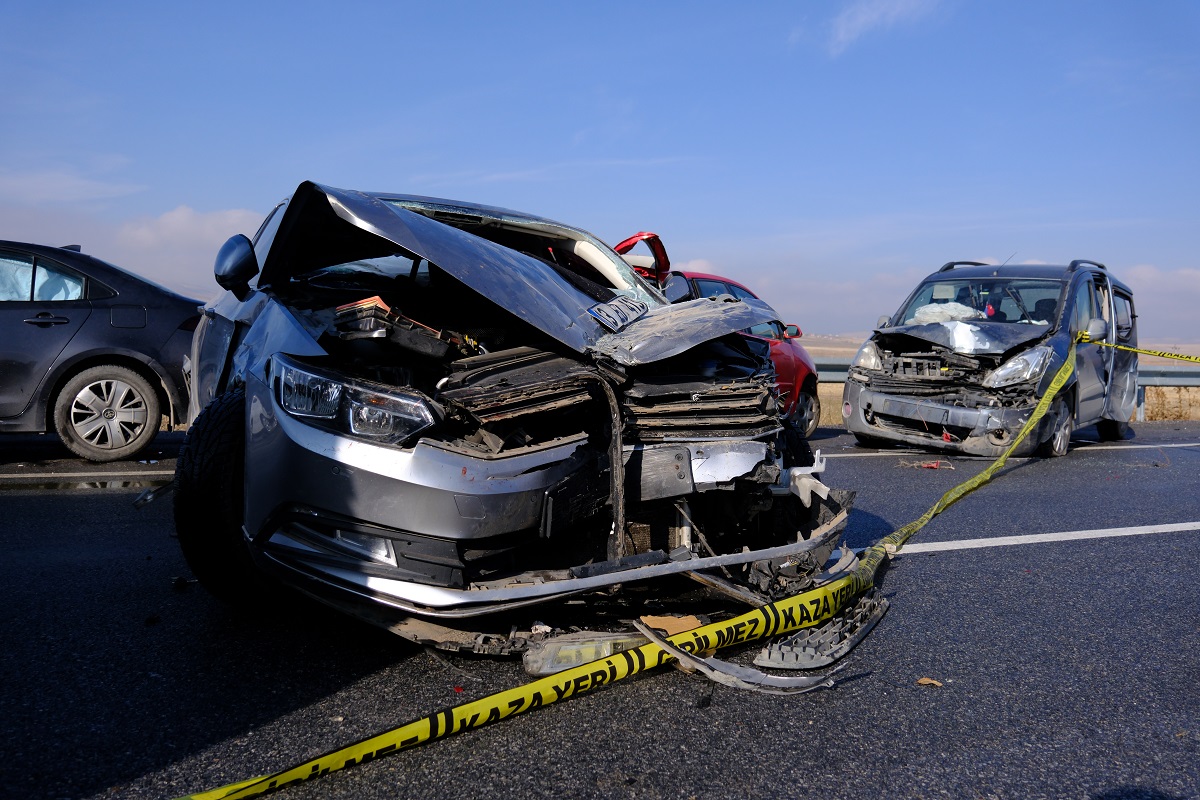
842,380,1054,457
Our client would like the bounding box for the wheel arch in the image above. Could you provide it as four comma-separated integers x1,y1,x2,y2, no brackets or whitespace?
44,351,179,431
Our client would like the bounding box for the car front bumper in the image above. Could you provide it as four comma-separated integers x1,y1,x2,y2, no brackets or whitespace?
842,379,1053,457
240,372,816,618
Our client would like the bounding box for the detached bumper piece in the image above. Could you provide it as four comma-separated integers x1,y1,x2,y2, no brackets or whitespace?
634,620,844,695
753,589,890,670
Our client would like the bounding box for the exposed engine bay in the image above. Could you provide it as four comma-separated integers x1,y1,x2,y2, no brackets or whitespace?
179,182,854,655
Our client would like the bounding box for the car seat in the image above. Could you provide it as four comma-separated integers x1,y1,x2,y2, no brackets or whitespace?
1032,298,1057,323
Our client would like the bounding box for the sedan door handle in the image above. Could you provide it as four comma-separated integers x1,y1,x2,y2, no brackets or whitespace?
23,313,71,326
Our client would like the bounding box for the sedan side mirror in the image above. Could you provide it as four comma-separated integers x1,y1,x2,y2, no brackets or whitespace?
784,324,802,338
876,315,891,329
1085,317,1109,342
214,234,259,301
663,273,694,304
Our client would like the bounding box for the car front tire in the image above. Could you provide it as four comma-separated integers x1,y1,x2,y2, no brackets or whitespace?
174,389,269,606
54,365,160,462
791,389,821,439
852,432,891,449
1039,397,1073,457
1096,419,1130,441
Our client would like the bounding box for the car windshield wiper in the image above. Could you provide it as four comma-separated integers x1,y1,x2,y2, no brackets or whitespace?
1004,285,1034,323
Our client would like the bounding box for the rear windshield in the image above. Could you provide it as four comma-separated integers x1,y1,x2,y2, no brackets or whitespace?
899,278,1064,326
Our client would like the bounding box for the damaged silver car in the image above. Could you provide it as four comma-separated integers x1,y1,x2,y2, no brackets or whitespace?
175,182,851,653
842,260,1137,457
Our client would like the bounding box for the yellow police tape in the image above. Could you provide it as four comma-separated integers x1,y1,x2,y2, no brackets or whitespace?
1078,334,1200,364
180,571,870,799
882,335,1077,550
177,344,1084,800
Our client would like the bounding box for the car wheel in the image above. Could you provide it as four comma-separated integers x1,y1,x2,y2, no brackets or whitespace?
1039,398,1073,457
54,365,161,462
790,389,821,439
174,389,269,606
1096,419,1129,441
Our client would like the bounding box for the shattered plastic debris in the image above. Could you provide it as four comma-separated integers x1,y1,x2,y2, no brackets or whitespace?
916,677,944,687
633,620,843,695
639,615,704,636
897,459,955,470
754,590,889,670
522,631,652,676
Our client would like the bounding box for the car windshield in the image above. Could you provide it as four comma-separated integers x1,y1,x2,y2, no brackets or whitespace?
899,278,1063,326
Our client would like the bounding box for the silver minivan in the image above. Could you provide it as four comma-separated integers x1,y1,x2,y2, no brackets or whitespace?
842,260,1137,457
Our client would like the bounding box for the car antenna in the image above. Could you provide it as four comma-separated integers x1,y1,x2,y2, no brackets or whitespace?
1000,251,1016,266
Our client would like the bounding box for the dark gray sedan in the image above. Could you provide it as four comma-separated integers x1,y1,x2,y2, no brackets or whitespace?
0,241,201,461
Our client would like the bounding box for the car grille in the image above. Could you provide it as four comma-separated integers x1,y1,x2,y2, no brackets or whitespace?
874,412,973,443
620,379,779,442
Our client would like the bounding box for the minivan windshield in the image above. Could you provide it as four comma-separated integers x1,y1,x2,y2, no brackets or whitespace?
899,278,1064,326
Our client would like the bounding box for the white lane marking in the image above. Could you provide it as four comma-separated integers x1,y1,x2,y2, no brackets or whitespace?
823,441,1200,459
0,470,175,482
825,450,930,459
1071,442,1200,451
897,521,1200,554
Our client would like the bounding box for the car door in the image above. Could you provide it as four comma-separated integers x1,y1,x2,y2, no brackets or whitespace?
1104,289,1138,422
0,249,91,418
1069,275,1107,424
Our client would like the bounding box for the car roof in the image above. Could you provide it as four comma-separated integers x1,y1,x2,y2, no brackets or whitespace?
921,262,1134,295
674,270,758,297
0,239,202,302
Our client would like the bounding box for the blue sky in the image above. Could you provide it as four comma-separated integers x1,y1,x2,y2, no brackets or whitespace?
2,1,1197,341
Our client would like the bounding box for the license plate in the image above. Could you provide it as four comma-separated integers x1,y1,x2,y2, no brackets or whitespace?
588,296,650,333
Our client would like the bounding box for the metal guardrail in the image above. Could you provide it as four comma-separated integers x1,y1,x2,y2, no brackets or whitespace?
812,360,1200,423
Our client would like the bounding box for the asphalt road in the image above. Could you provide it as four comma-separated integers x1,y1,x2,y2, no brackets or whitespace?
1,423,1197,800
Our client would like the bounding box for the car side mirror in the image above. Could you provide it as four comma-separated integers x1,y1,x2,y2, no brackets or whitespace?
214,234,259,301
663,273,693,304
1085,318,1108,341
784,324,802,338
876,315,891,328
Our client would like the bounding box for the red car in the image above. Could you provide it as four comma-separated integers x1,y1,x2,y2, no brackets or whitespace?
614,234,820,437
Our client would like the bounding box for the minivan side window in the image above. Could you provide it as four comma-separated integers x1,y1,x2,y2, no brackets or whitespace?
1071,279,1098,334
1114,292,1135,342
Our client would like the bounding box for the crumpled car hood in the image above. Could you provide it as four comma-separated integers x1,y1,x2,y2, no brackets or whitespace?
261,182,776,367
877,320,1049,355
593,296,782,364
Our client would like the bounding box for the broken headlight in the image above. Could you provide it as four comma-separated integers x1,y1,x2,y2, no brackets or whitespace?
271,354,436,445
851,340,882,371
982,345,1052,388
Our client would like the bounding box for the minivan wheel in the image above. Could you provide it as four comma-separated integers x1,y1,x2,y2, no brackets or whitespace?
1096,419,1130,441
54,365,160,462
1039,398,1073,457
853,432,891,449
174,390,271,606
